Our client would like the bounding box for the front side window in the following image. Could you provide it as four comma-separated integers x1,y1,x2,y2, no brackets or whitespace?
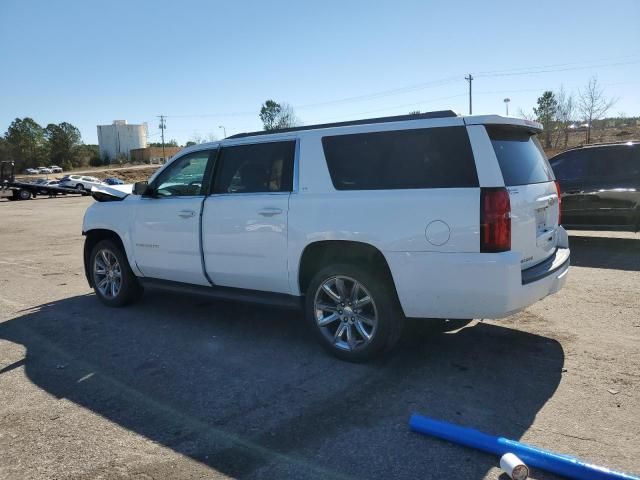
213,141,295,194
585,146,640,178
321,126,478,190
153,150,212,197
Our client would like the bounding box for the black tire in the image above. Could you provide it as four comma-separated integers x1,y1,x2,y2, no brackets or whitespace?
75,183,84,191
18,189,32,200
305,263,404,362
90,239,143,307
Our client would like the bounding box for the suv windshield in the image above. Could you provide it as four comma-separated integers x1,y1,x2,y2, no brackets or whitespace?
487,126,555,186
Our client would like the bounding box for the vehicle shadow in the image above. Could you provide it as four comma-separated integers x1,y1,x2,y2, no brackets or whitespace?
568,235,640,271
0,293,564,479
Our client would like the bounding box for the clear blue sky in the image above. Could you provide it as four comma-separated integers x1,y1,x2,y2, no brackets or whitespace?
1,0,639,145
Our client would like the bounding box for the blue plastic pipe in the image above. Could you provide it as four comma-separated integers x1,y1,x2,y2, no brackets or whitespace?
409,414,639,480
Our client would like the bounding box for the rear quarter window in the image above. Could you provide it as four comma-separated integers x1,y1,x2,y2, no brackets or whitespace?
487,126,555,186
321,126,478,190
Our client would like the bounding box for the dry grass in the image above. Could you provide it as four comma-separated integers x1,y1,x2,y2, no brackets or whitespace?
544,125,640,158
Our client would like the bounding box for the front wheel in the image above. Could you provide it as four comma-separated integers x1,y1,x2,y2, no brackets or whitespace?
18,189,32,200
306,263,403,362
76,183,85,191
90,239,142,307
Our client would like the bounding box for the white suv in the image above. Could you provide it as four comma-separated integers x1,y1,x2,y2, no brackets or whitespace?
60,174,104,191
82,111,569,361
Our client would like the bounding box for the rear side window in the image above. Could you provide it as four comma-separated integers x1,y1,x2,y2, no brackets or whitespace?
550,150,585,182
487,126,554,186
321,126,478,190
213,141,295,194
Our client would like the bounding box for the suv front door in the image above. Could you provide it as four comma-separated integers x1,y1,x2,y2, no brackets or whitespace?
131,149,215,285
202,140,296,293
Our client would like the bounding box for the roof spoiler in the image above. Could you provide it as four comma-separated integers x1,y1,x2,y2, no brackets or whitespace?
463,115,543,132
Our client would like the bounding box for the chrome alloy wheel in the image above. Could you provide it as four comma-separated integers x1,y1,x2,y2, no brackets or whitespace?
93,249,122,299
314,275,378,351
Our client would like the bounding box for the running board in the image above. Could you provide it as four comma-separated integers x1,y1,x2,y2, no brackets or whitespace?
139,277,304,310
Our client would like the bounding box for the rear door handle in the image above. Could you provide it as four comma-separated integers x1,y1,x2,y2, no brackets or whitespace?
178,209,196,218
258,207,283,217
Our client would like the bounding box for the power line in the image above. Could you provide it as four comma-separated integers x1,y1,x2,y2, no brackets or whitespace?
158,55,640,119
476,59,640,78
474,53,640,76
293,76,462,110
312,93,468,123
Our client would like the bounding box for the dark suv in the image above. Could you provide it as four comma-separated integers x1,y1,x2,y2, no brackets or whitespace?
549,141,640,231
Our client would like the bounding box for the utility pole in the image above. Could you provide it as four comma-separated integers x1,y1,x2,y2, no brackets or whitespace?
218,125,227,138
504,98,511,116
465,74,473,115
158,115,166,163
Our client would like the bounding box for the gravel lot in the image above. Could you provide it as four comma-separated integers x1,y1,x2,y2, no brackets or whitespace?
0,196,638,480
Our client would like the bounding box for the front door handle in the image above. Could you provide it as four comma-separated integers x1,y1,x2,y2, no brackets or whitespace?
258,207,283,217
178,209,196,218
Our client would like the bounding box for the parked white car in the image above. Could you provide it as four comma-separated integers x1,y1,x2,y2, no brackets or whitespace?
49,165,63,173
60,174,104,191
37,167,53,174
24,168,39,175
82,111,570,361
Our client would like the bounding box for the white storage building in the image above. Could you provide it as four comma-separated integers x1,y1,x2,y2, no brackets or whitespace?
97,120,148,162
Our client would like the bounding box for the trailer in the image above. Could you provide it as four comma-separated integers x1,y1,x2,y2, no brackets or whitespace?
1,161,90,200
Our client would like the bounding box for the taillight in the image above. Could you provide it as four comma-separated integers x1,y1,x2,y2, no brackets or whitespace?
554,180,562,225
480,187,511,252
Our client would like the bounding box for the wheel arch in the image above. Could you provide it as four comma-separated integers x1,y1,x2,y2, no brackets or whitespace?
83,229,130,287
297,240,399,301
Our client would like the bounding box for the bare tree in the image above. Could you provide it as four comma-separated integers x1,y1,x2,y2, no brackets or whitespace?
517,108,536,121
259,100,300,130
554,86,575,148
577,77,616,143
189,132,205,144
277,103,300,129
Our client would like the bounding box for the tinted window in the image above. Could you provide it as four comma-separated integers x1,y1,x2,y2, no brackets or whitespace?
586,145,640,178
552,145,640,181
154,150,212,197
550,150,586,181
321,126,478,190
213,141,295,194
488,126,554,186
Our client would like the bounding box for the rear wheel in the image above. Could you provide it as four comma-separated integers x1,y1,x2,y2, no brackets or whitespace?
90,239,142,307
306,263,403,362
75,183,85,191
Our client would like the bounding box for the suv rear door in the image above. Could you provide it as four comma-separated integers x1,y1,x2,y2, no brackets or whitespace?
202,140,295,294
486,125,560,270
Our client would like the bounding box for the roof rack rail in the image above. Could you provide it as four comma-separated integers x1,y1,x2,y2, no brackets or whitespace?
227,110,458,139
565,139,640,150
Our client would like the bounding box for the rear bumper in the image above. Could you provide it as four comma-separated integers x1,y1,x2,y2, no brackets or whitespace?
385,233,570,319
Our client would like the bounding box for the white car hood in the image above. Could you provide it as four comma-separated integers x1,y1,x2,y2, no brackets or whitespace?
91,183,133,201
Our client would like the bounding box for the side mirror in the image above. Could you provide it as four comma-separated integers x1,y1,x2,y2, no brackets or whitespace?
133,181,150,196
